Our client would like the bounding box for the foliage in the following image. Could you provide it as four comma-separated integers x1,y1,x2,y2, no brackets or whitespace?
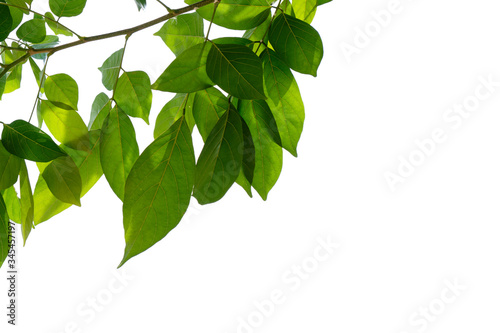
0,0,329,267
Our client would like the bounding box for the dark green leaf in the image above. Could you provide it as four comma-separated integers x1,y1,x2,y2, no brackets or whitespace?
100,107,139,201
120,117,195,267
49,0,87,17
269,13,323,76
1,119,67,162
154,93,195,139
186,0,271,30
194,105,243,204
16,19,46,43
134,0,146,10
0,1,13,42
1,186,20,224
44,73,79,110
34,130,102,224
19,160,33,245
318,0,332,5
240,118,255,184
261,49,304,156
88,92,111,130
154,12,204,56
41,155,82,206
115,71,152,124
238,99,283,200
98,48,123,91
0,74,6,100
152,42,214,93
0,193,9,268
45,11,73,36
40,100,89,151
0,140,21,190
206,43,265,100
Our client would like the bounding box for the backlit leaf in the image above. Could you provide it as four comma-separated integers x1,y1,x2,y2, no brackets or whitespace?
238,99,283,200
0,193,9,268
292,0,317,23
100,107,139,201
114,71,152,124
192,87,228,141
152,42,214,93
41,155,82,206
40,100,89,151
120,116,195,267
44,73,79,110
154,12,204,56
0,186,20,224
98,49,123,91
19,160,33,245
261,49,304,157
154,93,195,139
45,11,73,36
186,0,271,30
88,92,111,130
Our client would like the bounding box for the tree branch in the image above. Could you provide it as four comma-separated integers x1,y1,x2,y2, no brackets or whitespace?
28,0,216,55
0,0,216,79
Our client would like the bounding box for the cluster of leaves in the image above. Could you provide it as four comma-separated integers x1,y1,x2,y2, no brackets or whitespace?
0,0,330,267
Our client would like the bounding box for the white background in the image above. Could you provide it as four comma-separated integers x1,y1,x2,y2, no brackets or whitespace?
1,0,500,332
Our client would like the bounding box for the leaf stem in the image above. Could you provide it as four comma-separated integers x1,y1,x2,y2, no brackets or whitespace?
205,0,220,41
28,55,50,123
111,36,130,103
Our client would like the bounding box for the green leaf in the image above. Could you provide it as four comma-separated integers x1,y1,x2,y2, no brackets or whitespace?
28,58,43,93
193,105,243,204
98,48,123,91
119,117,195,267
152,42,214,93
0,74,6,100
115,71,152,124
40,100,89,151
154,12,204,56
41,155,82,206
0,193,9,268
269,13,323,76
34,130,102,224
238,99,283,200
292,0,317,23
44,73,79,110
3,63,22,94
1,119,67,162
45,11,73,36
206,43,265,100
16,19,46,43
1,186,20,224
192,87,228,141
49,0,87,17
19,160,33,245
0,1,13,42
240,118,255,184
261,49,304,157
318,0,332,5
88,92,111,130
100,107,139,201
0,140,21,190
154,93,195,139
235,170,252,197
186,0,272,30
134,0,146,10
9,6,23,31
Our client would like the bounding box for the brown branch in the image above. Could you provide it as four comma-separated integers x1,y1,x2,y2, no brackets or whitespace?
0,0,216,79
